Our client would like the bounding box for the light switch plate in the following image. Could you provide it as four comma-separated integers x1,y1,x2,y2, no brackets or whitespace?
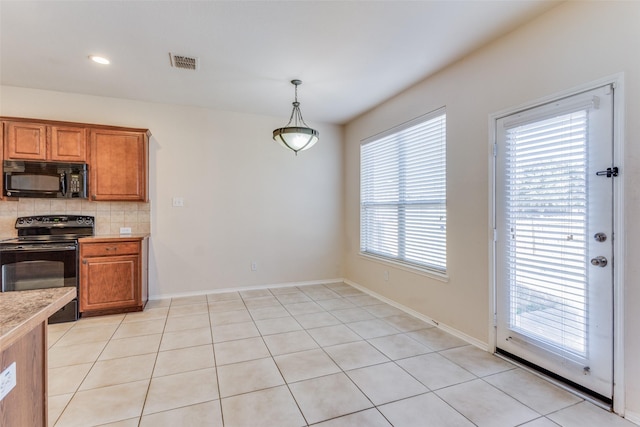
172,197,184,207
0,362,16,401
120,227,132,235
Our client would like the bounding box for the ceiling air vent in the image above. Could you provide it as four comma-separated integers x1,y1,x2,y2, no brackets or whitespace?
169,53,198,70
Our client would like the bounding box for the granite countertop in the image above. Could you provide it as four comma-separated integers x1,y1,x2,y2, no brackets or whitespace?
0,288,76,352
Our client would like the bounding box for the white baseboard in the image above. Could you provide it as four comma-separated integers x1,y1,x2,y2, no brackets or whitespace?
626,410,640,426
343,279,488,351
148,278,343,301
150,277,488,351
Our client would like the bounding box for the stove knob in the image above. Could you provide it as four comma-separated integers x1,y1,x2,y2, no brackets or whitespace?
26,218,33,224
17,218,24,225
77,217,84,224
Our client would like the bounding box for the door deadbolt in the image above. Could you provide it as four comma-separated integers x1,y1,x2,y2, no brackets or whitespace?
590,256,608,267
594,232,607,242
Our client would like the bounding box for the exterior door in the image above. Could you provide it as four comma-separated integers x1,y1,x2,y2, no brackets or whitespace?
495,84,615,400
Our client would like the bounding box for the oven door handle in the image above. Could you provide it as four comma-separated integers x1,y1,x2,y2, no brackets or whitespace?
4,189,59,196
0,245,77,252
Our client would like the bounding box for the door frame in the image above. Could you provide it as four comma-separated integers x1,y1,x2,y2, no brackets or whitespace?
488,74,625,414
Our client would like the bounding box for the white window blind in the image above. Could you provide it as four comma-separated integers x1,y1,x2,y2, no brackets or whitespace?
360,110,446,272
504,108,589,358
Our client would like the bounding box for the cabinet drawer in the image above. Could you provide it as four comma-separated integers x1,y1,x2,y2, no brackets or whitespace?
81,241,140,257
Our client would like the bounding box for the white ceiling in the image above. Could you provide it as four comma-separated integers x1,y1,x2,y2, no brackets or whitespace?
0,1,559,125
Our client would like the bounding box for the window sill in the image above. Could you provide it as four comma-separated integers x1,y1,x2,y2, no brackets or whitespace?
358,252,450,283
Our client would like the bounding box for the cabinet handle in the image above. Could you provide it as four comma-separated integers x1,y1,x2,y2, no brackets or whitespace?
82,259,87,264
105,247,118,251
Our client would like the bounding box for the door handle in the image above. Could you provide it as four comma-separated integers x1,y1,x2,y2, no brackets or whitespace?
60,172,67,197
590,256,608,267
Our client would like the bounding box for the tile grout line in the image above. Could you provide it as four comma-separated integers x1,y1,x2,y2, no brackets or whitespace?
241,286,311,426
53,286,403,425
50,282,590,426
135,302,170,426
207,294,227,427
50,315,127,426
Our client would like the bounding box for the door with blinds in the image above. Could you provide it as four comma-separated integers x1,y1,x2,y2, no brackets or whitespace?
495,85,615,400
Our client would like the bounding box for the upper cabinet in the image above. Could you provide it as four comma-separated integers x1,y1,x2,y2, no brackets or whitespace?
89,129,149,202
50,125,88,162
4,120,87,162
0,117,150,202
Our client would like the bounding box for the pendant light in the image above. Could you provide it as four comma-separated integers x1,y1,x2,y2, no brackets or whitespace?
272,79,319,155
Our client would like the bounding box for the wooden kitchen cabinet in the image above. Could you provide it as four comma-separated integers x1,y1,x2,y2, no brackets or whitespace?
3,120,87,162
79,237,148,316
4,121,47,160
89,129,149,201
49,125,88,161
0,117,151,202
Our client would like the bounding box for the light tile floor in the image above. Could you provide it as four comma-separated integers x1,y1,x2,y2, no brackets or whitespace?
47,282,636,427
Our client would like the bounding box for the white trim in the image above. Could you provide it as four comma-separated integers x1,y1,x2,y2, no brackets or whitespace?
343,279,488,351
625,411,640,426
488,73,626,415
611,73,626,417
488,114,498,354
490,74,623,121
494,352,614,411
148,278,344,301
154,276,487,350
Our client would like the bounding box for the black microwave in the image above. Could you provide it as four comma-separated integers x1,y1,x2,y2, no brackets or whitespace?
3,160,87,198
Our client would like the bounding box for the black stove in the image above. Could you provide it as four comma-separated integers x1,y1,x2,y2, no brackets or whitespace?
11,215,94,241
0,215,95,323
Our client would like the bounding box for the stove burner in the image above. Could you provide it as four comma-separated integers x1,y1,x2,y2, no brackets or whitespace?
16,215,94,229
14,215,95,241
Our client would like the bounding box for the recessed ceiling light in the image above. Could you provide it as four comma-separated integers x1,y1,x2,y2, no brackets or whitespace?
89,55,110,65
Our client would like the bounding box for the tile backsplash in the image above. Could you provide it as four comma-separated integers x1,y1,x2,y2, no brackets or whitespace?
0,199,150,238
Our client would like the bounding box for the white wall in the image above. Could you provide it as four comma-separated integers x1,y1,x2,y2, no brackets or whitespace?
0,87,344,297
343,1,640,418
3,0,639,418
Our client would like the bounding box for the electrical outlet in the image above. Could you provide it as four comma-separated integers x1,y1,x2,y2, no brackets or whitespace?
172,197,184,207
0,362,16,401
120,227,132,235
251,261,257,271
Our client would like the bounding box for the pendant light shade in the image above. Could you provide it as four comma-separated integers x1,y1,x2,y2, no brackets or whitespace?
273,80,319,155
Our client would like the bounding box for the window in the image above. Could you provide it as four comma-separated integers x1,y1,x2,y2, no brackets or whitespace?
360,108,446,272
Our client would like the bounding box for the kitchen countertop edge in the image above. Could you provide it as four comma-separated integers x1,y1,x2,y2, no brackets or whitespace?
0,287,76,352
78,234,150,242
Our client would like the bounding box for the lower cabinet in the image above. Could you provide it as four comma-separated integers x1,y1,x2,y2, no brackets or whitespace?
79,236,148,316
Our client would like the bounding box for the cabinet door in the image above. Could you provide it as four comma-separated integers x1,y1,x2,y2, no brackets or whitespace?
4,121,47,160
90,129,147,201
80,254,140,312
50,125,87,162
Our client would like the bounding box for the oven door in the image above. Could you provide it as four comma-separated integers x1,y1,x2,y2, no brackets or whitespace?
0,243,79,322
0,243,77,291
